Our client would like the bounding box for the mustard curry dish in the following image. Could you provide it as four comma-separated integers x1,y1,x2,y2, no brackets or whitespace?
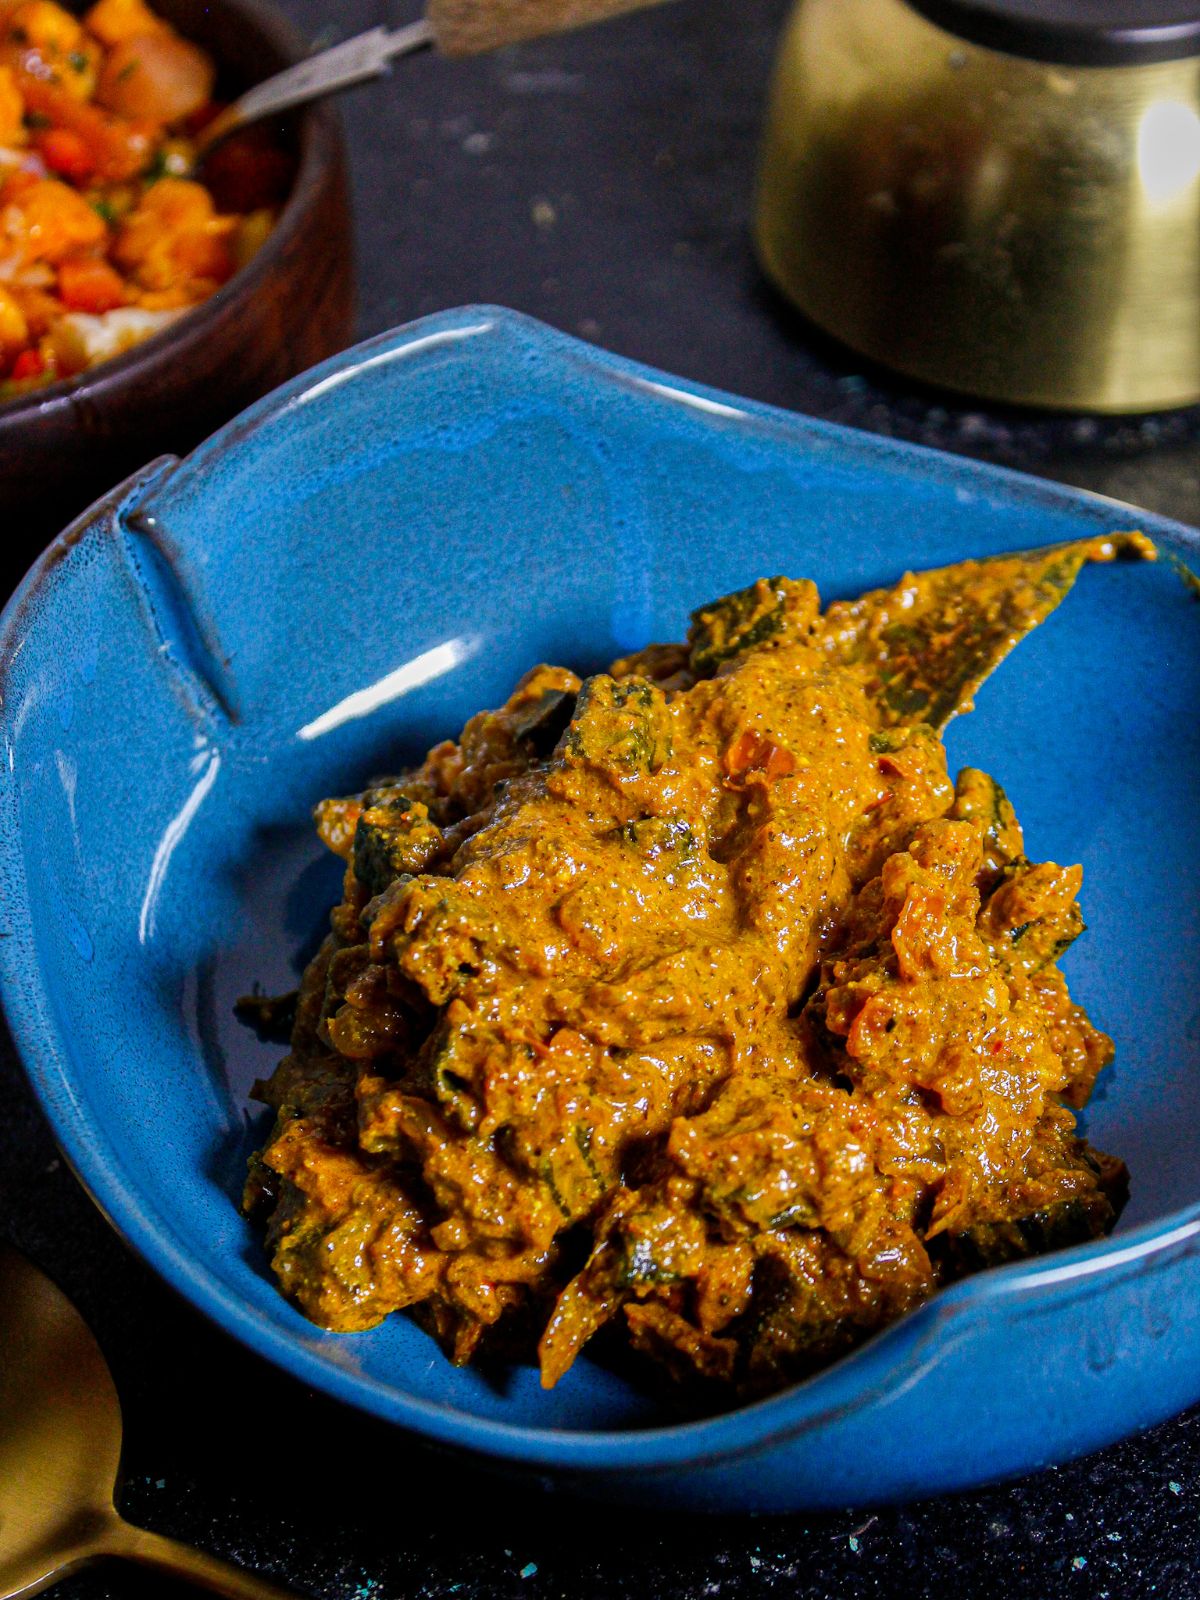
243,534,1152,1400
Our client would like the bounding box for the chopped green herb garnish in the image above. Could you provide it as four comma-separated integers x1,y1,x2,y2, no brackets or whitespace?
142,148,170,183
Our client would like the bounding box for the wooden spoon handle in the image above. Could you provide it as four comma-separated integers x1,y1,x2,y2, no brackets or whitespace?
427,0,678,57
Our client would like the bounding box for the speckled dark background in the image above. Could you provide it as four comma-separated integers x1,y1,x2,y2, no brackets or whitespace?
3,0,1199,1595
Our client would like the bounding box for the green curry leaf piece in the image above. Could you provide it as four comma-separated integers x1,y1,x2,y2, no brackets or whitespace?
932,1189,1118,1277
687,576,819,677
619,813,697,858
233,988,297,1045
950,767,1025,889
511,687,577,755
564,675,672,772
977,859,1086,976
818,533,1155,730
353,788,446,896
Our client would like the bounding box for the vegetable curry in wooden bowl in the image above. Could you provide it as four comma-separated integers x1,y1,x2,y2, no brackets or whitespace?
0,0,351,565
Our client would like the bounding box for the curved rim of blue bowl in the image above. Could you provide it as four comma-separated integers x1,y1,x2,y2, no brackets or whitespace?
4,305,1200,1476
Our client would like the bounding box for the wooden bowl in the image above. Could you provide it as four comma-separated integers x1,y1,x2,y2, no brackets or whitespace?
0,0,354,575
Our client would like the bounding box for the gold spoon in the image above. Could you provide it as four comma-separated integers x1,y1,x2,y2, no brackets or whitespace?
0,1244,302,1600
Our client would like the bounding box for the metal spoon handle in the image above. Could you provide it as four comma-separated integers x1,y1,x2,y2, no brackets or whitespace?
98,1515,306,1600
196,20,435,157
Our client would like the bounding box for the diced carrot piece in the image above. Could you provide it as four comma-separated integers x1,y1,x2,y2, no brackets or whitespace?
724,729,798,782
57,254,125,312
37,126,96,182
9,346,44,379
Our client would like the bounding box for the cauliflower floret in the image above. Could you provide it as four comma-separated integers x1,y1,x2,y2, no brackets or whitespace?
83,0,166,46
8,177,107,263
114,177,235,294
6,1,83,54
5,3,99,100
51,302,181,368
55,36,101,102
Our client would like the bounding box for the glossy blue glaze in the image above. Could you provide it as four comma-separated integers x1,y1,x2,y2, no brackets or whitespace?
2,307,1199,1510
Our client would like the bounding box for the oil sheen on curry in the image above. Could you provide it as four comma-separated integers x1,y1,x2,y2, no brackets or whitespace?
243,534,1152,1399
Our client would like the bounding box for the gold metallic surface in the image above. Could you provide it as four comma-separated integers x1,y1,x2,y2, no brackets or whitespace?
0,1247,299,1600
755,0,1200,412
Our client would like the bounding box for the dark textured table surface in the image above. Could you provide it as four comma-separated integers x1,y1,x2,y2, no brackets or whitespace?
3,1,1199,1596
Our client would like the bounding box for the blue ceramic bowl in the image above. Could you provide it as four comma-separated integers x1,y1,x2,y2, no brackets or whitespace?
2,308,1199,1511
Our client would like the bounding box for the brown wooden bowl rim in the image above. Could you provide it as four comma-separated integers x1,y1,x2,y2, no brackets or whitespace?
0,0,345,425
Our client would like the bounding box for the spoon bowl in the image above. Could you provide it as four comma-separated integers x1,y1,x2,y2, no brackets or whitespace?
0,1247,120,1598
0,1246,300,1600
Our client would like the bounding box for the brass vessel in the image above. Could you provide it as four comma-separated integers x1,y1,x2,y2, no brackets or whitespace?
755,0,1200,411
